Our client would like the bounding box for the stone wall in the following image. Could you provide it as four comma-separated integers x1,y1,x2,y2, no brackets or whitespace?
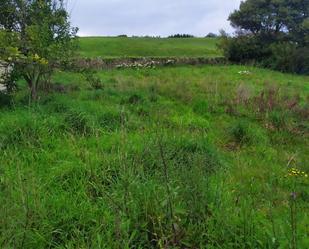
74,56,227,70
0,61,12,92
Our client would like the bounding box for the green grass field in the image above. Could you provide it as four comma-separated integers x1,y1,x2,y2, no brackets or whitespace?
1,46,309,248
78,37,221,58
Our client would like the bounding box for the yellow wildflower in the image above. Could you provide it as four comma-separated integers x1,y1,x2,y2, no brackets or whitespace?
286,167,308,179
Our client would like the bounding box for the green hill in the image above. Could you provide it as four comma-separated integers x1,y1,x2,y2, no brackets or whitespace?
78,36,221,58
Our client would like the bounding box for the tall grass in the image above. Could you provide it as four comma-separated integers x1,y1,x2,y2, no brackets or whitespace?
0,65,308,248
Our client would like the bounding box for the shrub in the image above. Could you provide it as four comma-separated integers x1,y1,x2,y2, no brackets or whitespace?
0,92,13,108
219,35,270,63
220,36,309,74
289,47,309,75
83,71,104,90
268,110,287,130
267,42,297,73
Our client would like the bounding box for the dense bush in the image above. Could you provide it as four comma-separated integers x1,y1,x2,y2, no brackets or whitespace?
219,35,271,63
289,47,309,75
83,71,104,90
266,42,309,74
266,42,298,72
220,35,309,74
0,92,13,108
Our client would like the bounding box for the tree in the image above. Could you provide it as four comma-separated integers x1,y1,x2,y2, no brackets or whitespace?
168,34,195,38
0,0,78,100
221,0,309,74
229,0,309,45
206,32,217,38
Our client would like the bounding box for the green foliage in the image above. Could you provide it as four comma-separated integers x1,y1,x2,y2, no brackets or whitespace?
229,120,251,144
206,32,217,38
219,35,270,63
223,0,309,74
229,0,309,44
0,92,13,108
168,34,195,38
289,47,309,75
83,70,104,90
192,99,209,116
267,42,298,72
0,0,78,100
268,110,288,130
264,42,309,74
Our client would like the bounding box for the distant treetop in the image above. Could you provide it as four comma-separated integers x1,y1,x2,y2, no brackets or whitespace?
168,34,195,38
206,33,218,38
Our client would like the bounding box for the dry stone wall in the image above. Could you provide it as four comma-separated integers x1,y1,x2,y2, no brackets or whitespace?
0,61,12,92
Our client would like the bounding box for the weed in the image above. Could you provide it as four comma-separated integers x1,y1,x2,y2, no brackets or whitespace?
64,110,92,135
228,120,251,145
268,110,287,130
83,71,104,90
192,99,209,116
98,110,127,132
127,93,143,105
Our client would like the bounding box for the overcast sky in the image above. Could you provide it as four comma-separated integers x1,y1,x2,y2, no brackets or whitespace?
68,0,242,37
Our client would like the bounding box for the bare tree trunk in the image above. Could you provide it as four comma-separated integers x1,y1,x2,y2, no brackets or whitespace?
24,74,33,101
24,69,40,101
30,85,37,101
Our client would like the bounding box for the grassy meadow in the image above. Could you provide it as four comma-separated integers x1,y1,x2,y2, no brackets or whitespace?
1,42,309,248
78,37,221,58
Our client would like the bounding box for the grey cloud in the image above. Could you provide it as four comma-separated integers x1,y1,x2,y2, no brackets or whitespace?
68,0,241,37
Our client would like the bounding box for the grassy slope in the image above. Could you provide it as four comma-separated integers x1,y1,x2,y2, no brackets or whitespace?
1,65,309,248
78,37,221,58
